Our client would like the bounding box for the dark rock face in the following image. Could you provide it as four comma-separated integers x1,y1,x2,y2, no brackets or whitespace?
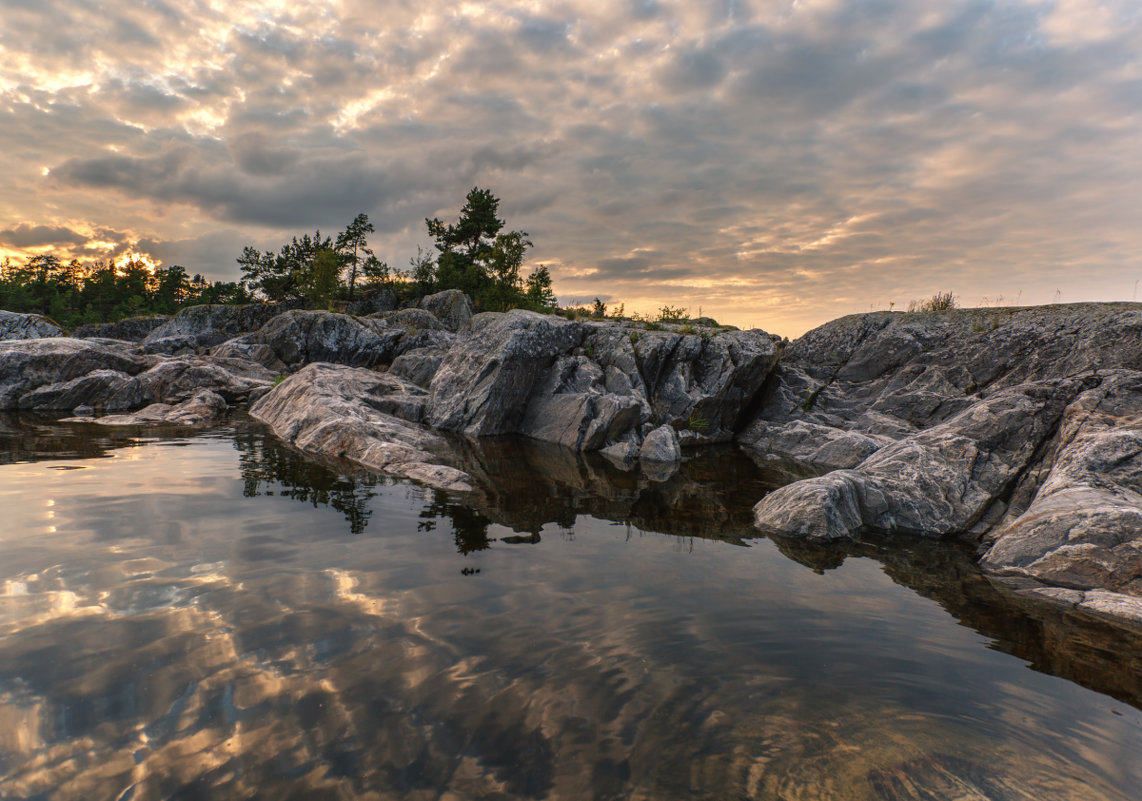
0,310,63,341
745,304,1142,624
213,310,401,369
419,289,474,332
71,315,168,341
345,286,398,315
142,303,288,353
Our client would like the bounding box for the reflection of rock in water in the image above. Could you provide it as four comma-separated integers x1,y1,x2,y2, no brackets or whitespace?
232,427,381,535
449,436,790,544
769,532,1142,712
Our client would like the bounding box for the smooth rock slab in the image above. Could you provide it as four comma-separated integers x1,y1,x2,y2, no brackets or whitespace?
251,362,471,492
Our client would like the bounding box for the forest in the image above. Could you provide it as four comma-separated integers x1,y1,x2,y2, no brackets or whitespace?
0,188,557,327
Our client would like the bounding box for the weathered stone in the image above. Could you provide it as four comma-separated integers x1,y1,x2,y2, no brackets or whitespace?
346,286,397,315
215,310,400,368
66,389,229,426
981,372,1142,595
0,338,149,410
427,310,584,436
420,289,474,332
72,315,168,341
250,363,470,491
639,424,681,463
389,346,448,388
0,310,63,341
753,380,1080,540
142,303,287,352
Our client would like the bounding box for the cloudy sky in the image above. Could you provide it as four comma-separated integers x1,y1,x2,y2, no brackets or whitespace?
1,0,1139,335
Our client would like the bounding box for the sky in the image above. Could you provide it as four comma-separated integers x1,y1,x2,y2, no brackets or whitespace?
1,0,1140,336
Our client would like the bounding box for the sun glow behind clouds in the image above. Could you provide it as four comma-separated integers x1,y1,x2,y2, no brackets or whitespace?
114,252,159,274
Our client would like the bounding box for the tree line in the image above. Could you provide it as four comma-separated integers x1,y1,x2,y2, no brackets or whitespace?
0,187,557,327
237,187,556,312
0,255,248,327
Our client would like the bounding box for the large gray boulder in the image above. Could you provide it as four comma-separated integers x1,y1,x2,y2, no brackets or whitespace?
0,310,63,341
250,362,471,491
142,303,286,353
419,289,474,332
427,310,585,436
213,310,400,369
426,310,782,451
0,336,274,413
0,338,149,409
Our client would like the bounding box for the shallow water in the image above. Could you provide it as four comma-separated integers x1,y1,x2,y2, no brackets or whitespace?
1,417,1140,800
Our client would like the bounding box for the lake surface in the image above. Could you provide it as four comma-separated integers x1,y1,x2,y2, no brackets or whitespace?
1,416,1141,800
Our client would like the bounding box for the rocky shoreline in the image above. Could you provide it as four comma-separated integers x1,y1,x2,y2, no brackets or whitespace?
3,295,1141,628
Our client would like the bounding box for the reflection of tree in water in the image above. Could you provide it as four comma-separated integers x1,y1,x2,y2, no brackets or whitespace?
418,489,496,554
232,429,379,535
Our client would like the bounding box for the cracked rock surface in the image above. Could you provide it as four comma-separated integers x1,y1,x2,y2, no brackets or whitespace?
745,303,1142,625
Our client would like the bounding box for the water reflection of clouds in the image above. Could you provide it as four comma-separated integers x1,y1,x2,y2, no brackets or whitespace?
0,424,1140,799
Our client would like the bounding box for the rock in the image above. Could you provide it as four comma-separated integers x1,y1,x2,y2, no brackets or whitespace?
640,424,681,462
389,347,448,389
0,335,273,413
66,389,229,426
142,303,287,353
382,307,445,332
427,310,584,436
753,380,1080,540
72,404,94,416
0,338,149,410
346,286,397,315
214,310,400,368
518,353,643,449
742,303,1142,625
0,310,63,340
72,315,168,341
739,418,888,470
424,311,781,451
419,289,474,332
592,326,781,444
250,363,471,491
981,372,1142,595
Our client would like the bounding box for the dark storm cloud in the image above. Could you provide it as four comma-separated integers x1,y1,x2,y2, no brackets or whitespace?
0,224,87,247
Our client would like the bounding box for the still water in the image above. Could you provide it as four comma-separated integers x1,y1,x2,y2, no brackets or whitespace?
1,416,1140,800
